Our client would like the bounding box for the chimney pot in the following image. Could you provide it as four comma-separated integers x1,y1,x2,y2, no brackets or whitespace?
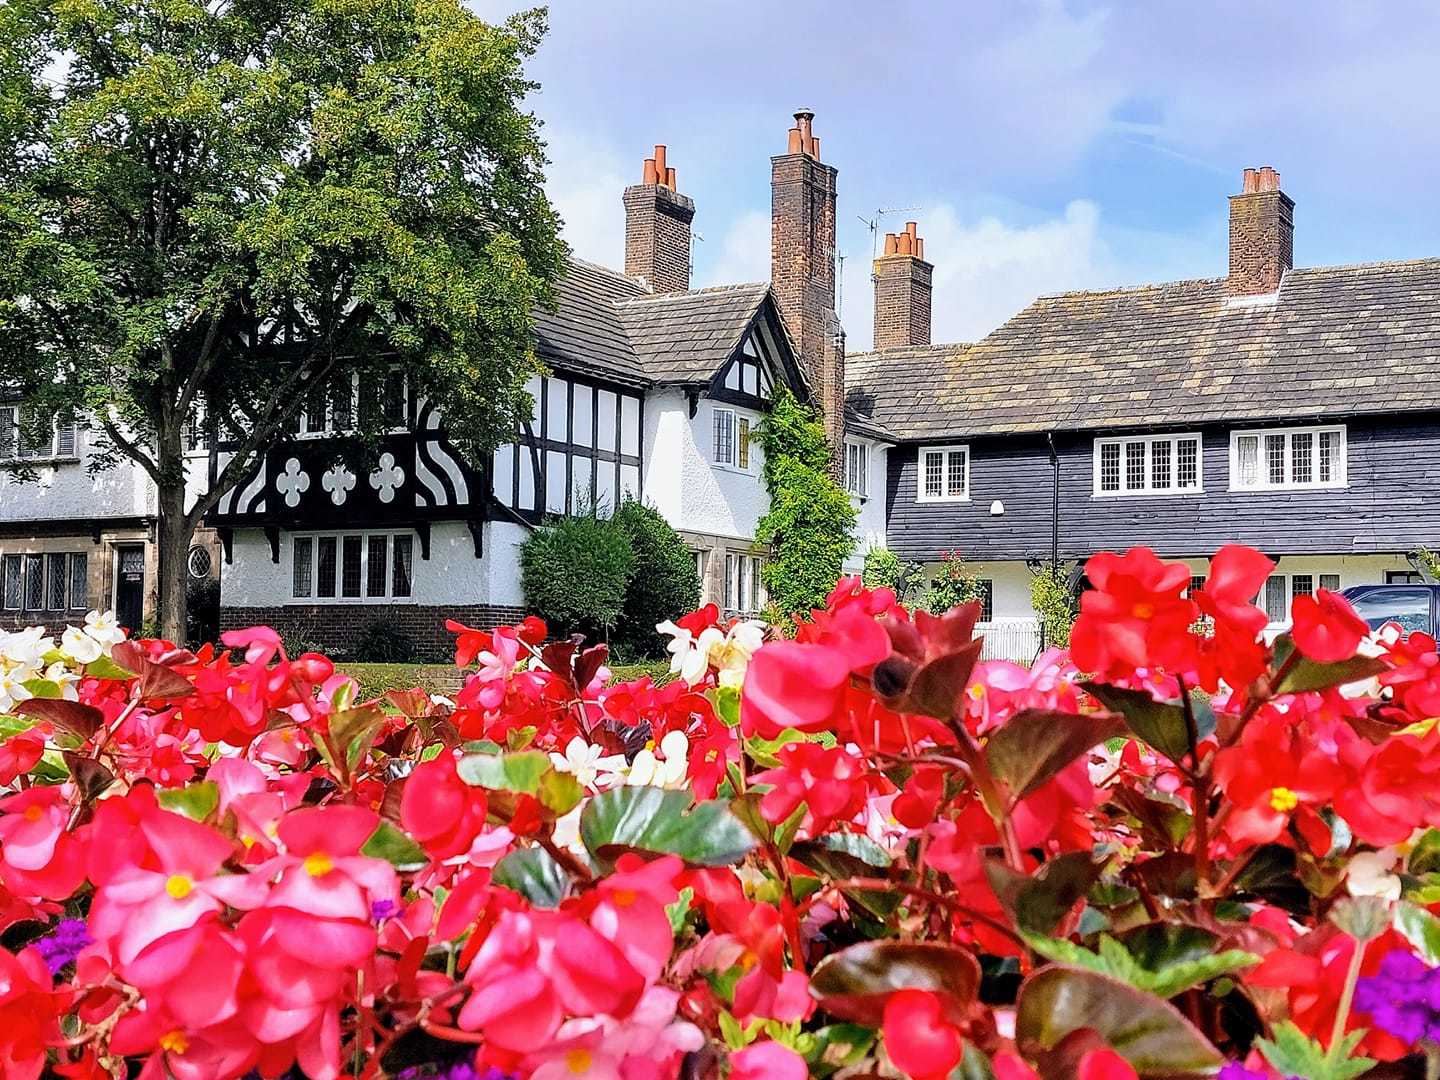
665,167,676,190
916,237,924,261
642,158,657,185
787,127,803,154
883,232,898,255
905,221,917,239
1257,166,1280,192
1242,167,1259,194
897,231,913,255
653,144,667,178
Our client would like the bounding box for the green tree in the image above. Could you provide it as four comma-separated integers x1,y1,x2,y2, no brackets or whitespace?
925,550,990,614
520,512,635,641
1030,560,1079,649
755,388,857,617
862,545,922,604
612,500,699,661
0,0,566,640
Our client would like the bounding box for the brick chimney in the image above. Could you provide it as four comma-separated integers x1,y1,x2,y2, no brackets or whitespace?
872,221,932,348
623,144,695,293
771,109,844,455
1227,166,1293,296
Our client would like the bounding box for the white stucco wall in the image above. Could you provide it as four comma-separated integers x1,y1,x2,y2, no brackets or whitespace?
220,521,508,608
0,425,155,522
641,389,769,543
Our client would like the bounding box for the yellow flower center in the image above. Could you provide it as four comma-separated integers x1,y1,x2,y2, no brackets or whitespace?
1132,602,1155,619
644,739,656,752
565,1049,592,1074
165,874,194,900
240,834,256,849
612,888,637,908
22,805,43,823
303,851,334,878
968,683,985,700
1269,786,1299,813
159,1029,189,1054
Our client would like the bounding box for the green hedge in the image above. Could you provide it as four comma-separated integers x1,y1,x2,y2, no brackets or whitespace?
339,659,673,702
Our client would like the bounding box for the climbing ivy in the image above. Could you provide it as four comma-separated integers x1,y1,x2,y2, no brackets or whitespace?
1030,561,1079,649
755,388,857,618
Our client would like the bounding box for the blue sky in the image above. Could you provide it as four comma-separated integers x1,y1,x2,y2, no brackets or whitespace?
472,0,1440,350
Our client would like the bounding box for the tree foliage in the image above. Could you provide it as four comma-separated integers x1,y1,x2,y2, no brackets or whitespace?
0,0,566,636
612,499,699,661
520,512,635,639
1030,561,1079,648
754,387,856,617
924,549,990,614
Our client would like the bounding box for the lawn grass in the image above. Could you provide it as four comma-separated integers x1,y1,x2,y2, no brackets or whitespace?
339,658,673,701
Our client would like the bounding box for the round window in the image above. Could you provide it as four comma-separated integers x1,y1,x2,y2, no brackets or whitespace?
187,545,212,580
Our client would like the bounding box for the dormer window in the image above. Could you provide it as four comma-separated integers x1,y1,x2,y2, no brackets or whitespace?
1231,425,1346,491
1093,434,1201,496
917,445,968,502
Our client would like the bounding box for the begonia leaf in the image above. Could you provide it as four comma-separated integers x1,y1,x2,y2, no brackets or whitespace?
985,851,1101,936
157,780,219,822
1015,966,1224,1076
16,698,103,740
111,641,195,698
984,707,1124,802
456,750,581,816
580,785,756,868
492,846,574,907
361,820,429,872
809,940,981,1025
63,751,115,802
1080,682,1211,764
1271,634,1389,694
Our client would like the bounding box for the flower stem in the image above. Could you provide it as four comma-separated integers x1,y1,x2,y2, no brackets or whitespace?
1327,935,1369,1060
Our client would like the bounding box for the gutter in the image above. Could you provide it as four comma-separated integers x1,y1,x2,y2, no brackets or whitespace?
1046,431,1060,569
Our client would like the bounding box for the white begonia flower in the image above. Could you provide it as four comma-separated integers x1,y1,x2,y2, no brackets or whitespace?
712,621,766,687
0,670,34,714
0,626,50,669
82,611,126,650
627,730,689,788
657,620,720,687
549,736,627,790
42,661,80,701
551,805,587,856
1347,848,1403,901
61,626,104,665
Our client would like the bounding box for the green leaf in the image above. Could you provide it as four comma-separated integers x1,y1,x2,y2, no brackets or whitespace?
666,886,694,934
809,940,982,1026
1256,1021,1375,1080
744,726,836,768
1394,901,1440,964
1015,966,1225,1077
984,707,1124,802
455,750,582,816
492,846,574,907
711,684,741,728
791,833,900,919
84,655,135,681
985,851,1101,937
20,678,62,699
806,1023,877,1076
1080,682,1212,763
1272,635,1389,695
1024,927,1258,999
361,820,429,871
327,704,388,775
157,780,219,822
580,785,756,869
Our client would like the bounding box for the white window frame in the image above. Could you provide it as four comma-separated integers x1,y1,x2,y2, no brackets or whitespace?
1229,425,1347,492
1092,433,1203,497
711,407,753,474
916,444,970,503
722,551,766,617
292,372,409,440
1,552,88,612
0,406,80,463
1258,570,1343,626
290,530,416,604
844,440,869,499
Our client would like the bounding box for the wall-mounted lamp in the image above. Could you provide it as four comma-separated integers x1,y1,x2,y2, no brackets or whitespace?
990,500,1005,516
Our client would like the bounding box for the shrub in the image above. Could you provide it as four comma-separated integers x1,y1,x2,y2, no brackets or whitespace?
611,500,699,661
184,575,220,650
352,619,418,663
861,545,922,603
1030,560,1079,648
924,549,989,614
520,510,635,639
755,388,857,616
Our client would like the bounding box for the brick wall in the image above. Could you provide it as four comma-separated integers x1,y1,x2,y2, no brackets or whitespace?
873,252,933,349
770,111,845,467
623,182,695,294
220,603,529,663
1227,167,1294,296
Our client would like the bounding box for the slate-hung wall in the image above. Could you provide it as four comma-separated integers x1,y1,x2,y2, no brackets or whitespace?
884,412,1440,563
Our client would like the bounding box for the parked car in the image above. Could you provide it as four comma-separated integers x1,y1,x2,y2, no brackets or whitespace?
1340,583,1440,635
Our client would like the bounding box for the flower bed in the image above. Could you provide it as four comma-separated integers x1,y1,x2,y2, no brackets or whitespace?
0,545,1437,1078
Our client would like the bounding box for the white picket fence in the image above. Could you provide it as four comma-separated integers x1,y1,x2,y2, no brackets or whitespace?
976,618,1045,664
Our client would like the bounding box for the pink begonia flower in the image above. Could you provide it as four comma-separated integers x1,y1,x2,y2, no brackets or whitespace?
0,787,86,899
730,1040,808,1080
588,855,682,982
220,625,284,665
525,986,703,1080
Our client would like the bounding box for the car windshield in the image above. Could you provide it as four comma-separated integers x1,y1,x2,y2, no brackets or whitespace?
1348,587,1432,632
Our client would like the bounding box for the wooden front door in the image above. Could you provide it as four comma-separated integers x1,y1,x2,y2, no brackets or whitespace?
113,545,145,633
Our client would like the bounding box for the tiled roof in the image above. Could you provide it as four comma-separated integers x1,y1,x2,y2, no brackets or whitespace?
617,282,772,384
532,259,771,388
847,259,1440,440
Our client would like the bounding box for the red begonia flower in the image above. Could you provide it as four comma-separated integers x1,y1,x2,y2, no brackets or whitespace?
1291,588,1369,663
882,988,964,1080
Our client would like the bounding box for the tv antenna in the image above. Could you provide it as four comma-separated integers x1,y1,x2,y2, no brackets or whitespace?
858,206,922,267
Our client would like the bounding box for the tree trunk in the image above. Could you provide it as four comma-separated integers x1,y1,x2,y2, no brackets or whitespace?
156,476,193,645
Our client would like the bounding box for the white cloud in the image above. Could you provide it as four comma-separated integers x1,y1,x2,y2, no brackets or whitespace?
700,210,770,288
542,128,630,268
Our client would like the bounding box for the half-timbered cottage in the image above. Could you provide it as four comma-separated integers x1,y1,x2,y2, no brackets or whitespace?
848,168,1440,659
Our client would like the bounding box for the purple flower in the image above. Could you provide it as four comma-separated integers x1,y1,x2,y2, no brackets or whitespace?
33,918,91,974
1219,1064,1299,1080
395,1066,514,1080
1354,948,1440,1046
370,898,400,924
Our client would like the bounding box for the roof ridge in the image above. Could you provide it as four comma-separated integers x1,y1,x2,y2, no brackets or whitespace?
565,255,652,294
616,281,769,306
1033,276,1223,302
848,342,972,361
1287,255,1440,275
